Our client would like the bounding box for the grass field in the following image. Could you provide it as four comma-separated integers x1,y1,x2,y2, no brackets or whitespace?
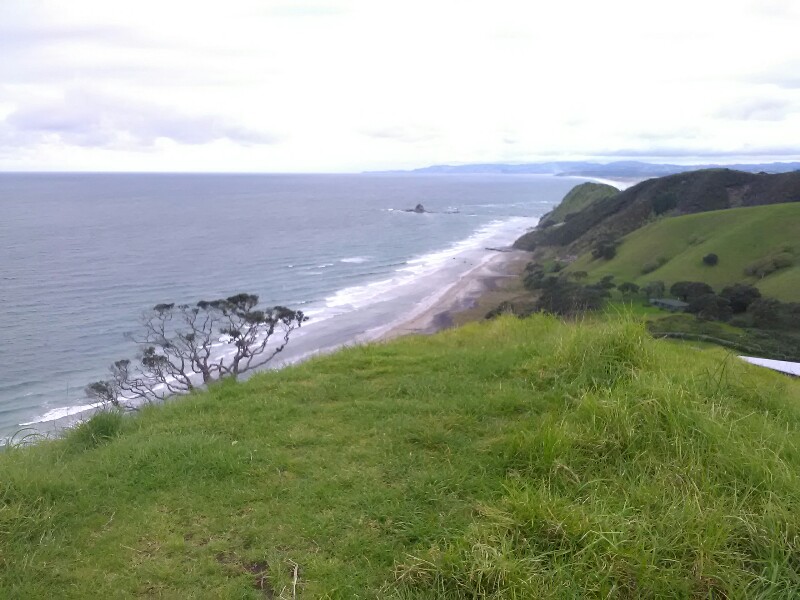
2,315,800,598
564,203,800,301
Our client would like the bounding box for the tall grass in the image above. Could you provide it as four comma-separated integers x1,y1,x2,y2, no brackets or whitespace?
1,315,799,597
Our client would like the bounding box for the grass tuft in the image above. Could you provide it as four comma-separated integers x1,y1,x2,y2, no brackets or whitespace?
65,410,127,451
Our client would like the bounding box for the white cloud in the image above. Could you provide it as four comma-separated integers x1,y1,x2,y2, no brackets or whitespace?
0,0,799,171
1,89,279,148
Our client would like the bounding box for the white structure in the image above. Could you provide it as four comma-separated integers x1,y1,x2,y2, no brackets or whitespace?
740,356,800,377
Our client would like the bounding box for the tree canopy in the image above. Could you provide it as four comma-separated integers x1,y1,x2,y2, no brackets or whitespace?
86,294,306,408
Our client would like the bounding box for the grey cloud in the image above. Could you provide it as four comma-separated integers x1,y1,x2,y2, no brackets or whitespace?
1,91,279,149
716,98,797,121
0,24,133,50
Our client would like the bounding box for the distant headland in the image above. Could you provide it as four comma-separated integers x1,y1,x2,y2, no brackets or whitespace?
371,159,800,179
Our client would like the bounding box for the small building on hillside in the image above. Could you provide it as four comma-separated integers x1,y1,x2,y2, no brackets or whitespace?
650,298,688,311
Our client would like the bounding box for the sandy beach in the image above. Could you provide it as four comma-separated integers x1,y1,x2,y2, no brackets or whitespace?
382,249,529,340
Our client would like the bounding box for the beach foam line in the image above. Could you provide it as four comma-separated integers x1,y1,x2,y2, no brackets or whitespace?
323,217,534,311
20,401,105,425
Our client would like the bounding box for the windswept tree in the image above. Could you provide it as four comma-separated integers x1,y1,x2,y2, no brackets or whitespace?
86,294,306,408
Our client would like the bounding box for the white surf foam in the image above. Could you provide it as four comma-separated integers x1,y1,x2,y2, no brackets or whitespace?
21,401,105,425
324,216,535,311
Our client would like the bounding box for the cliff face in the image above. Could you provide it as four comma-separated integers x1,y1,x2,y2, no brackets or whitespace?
515,169,800,253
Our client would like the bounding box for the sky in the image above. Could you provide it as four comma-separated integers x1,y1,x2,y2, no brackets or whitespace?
1,0,799,172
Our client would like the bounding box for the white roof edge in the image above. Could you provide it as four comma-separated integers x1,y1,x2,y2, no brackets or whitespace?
739,356,800,376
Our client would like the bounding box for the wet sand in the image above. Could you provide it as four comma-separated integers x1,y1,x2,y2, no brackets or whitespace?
382,249,528,339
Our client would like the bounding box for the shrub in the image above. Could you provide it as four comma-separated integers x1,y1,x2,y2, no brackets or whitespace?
536,280,607,316
720,284,761,313
670,281,714,302
598,275,616,289
485,301,515,320
744,252,795,278
686,293,732,322
702,253,719,266
618,282,640,297
748,298,800,330
523,263,545,290
592,238,618,260
641,256,668,274
652,192,678,215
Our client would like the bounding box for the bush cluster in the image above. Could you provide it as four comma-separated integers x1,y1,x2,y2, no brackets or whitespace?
652,191,678,215
592,237,619,260
664,281,799,331
745,298,800,330
641,256,668,274
744,252,794,278
522,263,612,317
669,281,714,302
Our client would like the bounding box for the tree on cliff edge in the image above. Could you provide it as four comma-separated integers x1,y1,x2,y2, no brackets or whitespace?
86,294,306,408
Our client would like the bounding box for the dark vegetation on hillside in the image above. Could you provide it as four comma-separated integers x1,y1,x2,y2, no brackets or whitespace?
514,169,800,253
488,255,800,361
504,170,800,359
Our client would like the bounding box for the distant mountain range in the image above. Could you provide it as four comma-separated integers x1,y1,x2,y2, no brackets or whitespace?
378,160,800,178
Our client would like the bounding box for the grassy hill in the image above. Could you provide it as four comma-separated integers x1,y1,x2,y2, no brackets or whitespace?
565,203,800,301
2,316,800,597
540,182,618,226
515,168,800,253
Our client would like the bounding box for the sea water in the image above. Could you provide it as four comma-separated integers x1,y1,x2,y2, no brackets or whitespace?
0,173,583,440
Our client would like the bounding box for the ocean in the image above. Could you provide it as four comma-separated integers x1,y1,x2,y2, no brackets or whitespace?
0,173,582,441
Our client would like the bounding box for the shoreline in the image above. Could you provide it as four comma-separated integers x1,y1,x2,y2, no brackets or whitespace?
381,249,529,340
6,224,537,443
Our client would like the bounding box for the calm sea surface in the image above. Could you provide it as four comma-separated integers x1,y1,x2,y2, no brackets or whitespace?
0,173,582,440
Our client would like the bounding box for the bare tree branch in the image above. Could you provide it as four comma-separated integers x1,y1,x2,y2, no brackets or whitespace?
86,293,306,409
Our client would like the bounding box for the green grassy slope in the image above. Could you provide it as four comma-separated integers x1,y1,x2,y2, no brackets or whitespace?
515,168,800,253
2,316,800,597
542,182,619,225
565,203,800,300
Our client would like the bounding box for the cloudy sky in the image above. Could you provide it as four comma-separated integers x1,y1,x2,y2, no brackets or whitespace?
1,0,799,172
